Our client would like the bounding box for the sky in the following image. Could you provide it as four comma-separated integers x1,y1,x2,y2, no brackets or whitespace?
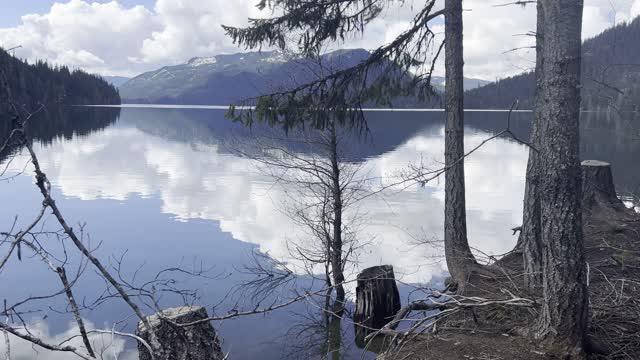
1,0,639,79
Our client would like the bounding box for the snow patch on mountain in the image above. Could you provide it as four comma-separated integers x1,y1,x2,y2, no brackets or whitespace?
261,50,298,64
188,56,217,67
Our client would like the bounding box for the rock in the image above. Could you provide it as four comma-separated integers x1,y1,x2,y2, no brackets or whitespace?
353,265,401,348
136,306,224,360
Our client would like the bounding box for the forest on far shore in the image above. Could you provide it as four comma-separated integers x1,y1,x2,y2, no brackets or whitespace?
465,15,640,111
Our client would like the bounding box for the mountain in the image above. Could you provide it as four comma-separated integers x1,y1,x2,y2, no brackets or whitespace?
120,49,487,105
430,76,489,91
121,49,365,104
102,76,130,87
466,16,640,110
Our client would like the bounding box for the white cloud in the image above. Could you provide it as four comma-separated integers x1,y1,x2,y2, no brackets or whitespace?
1,0,639,79
0,0,157,76
57,49,105,66
583,4,614,39
632,0,640,18
0,320,132,360
140,0,263,65
10,120,528,286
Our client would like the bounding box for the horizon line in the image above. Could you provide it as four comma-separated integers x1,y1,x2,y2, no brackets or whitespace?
80,104,535,112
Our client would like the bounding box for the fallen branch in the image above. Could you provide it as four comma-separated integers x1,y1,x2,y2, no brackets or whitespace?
366,289,535,342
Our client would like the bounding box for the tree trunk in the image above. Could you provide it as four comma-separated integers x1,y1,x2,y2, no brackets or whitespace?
353,265,401,348
444,0,476,286
328,120,346,315
535,1,588,355
326,313,342,360
519,1,545,292
137,306,224,360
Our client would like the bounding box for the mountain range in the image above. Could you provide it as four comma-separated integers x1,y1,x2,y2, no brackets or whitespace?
119,49,488,105
120,14,640,110
102,76,130,87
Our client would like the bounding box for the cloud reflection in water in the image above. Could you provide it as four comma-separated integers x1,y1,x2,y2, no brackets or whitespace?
20,119,528,286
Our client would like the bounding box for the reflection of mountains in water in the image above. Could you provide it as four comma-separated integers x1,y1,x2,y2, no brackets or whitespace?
0,106,121,164
121,108,639,193
4,106,634,194
120,108,530,158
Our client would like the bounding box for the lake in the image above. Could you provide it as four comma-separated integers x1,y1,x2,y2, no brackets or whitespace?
0,107,638,359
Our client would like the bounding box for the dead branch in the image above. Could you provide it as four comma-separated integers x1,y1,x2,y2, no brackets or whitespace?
58,267,95,357
59,329,156,360
0,202,47,271
362,289,535,356
0,322,92,360
0,68,164,356
2,319,9,360
493,1,537,8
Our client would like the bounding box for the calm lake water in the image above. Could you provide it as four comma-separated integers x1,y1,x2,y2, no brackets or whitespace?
0,107,638,359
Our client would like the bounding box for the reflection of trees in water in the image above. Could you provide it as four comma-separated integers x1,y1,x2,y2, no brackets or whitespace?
232,120,374,360
4,106,635,358
31,106,120,144
0,106,120,165
466,110,640,195
580,111,640,195
283,307,346,360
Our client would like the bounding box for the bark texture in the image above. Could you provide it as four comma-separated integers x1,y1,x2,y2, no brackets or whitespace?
519,1,545,292
443,0,476,286
353,265,401,348
535,0,588,355
328,120,346,315
137,306,224,360
326,315,342,360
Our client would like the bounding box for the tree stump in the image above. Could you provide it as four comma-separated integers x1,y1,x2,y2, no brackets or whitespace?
353,265,401,348
136,306,224,360
582,160,625,212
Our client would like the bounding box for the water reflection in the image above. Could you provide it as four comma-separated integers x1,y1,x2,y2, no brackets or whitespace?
1,107,638,359
7,111,532,285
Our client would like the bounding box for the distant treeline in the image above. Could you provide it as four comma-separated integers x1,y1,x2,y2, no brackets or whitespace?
465,16,640,111
0,48,121,165
0,47,120,109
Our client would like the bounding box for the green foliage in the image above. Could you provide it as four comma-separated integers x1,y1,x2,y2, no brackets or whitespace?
224,0,390,56
223,0,444,131
0,47,120,109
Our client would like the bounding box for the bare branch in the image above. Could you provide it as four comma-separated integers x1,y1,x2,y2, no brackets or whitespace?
0,322,92,360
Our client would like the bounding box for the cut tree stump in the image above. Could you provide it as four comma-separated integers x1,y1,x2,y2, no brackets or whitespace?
582,160,626,212
354,265,401,348
136,306,224,360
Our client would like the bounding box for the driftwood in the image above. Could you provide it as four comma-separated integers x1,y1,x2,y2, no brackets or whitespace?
137,306,224,360
353,265,401,348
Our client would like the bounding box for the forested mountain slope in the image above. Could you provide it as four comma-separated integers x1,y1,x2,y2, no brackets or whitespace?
120,48,487,105
0,47,120,109
465,16,640,110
